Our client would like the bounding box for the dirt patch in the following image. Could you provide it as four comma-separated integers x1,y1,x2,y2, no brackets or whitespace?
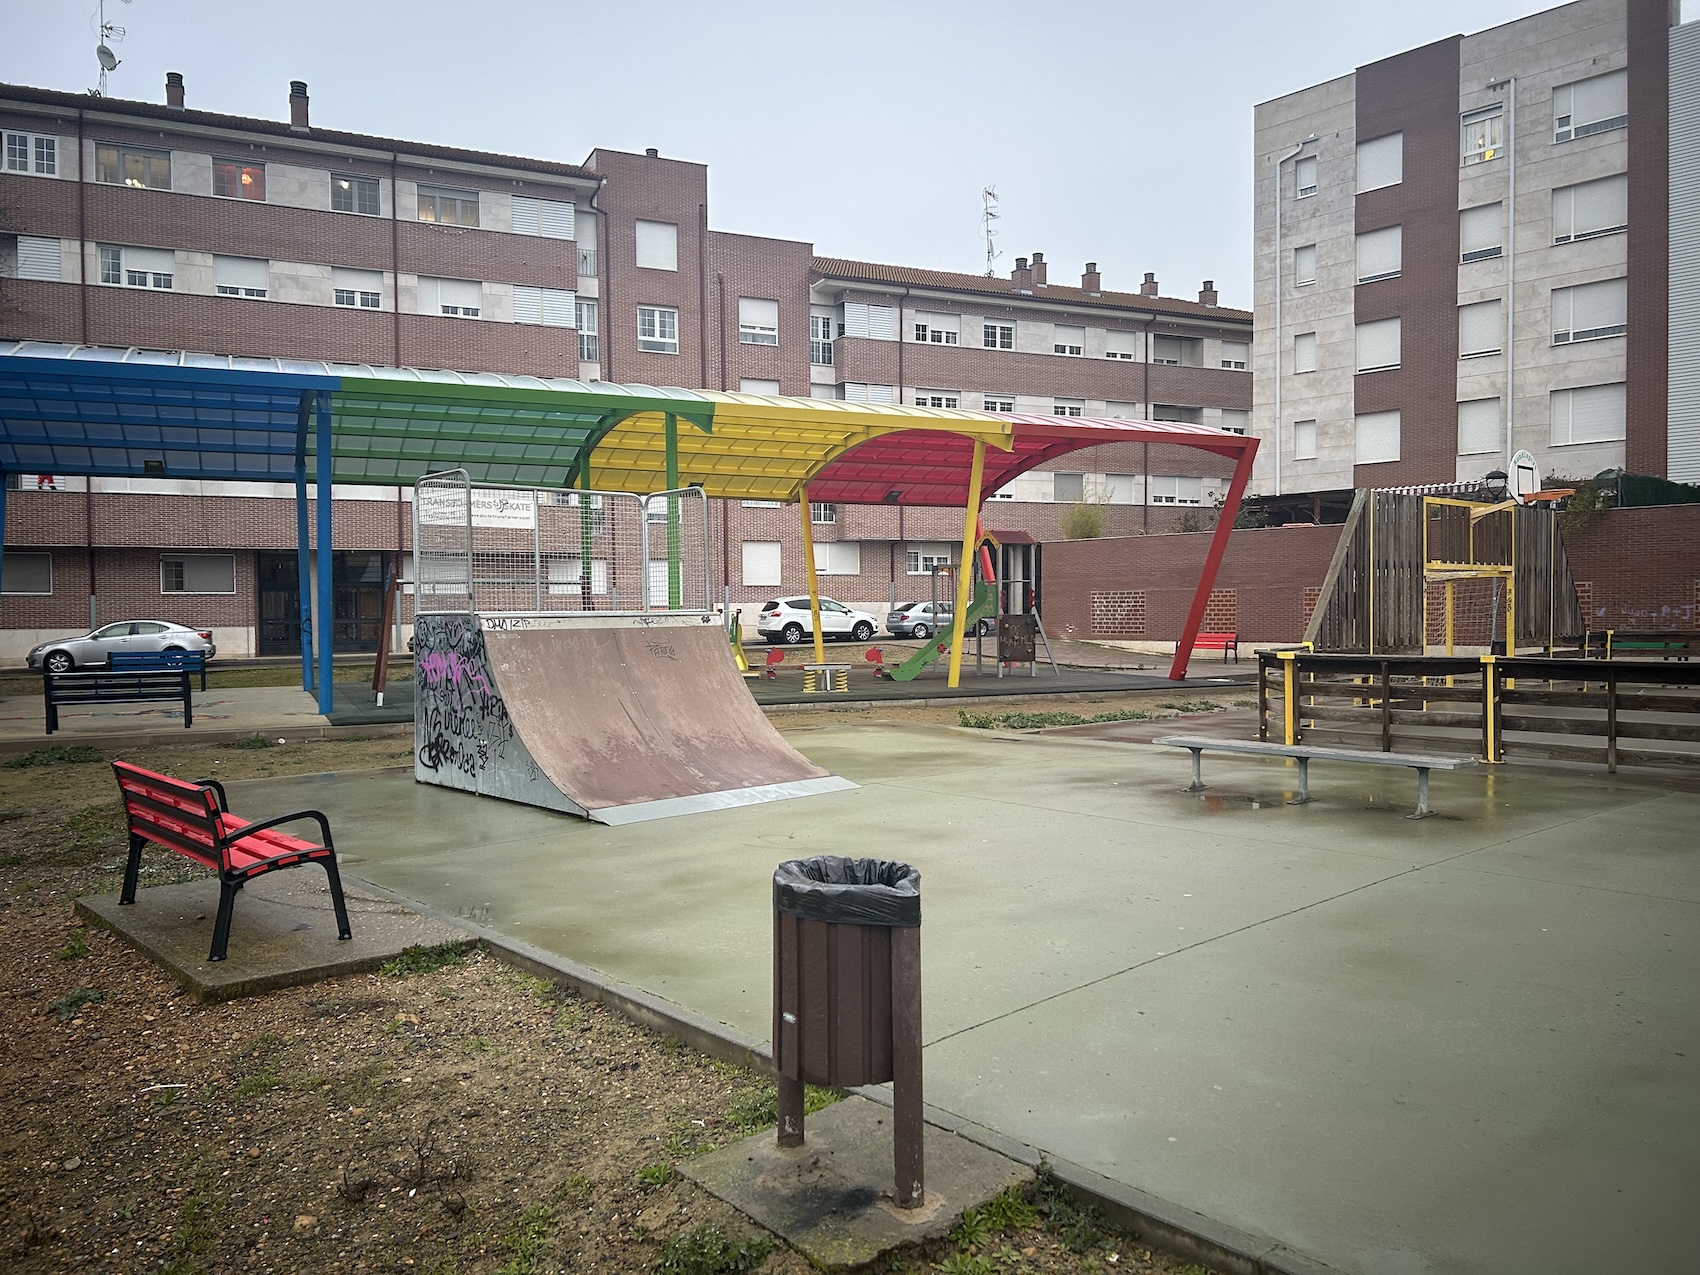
0,736,1221,1274
767,689,1256,733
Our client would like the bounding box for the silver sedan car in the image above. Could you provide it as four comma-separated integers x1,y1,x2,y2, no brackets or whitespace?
27,621,216,674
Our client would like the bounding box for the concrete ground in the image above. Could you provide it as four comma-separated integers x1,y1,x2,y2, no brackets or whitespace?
0,684,330,745
220,723,1700,1275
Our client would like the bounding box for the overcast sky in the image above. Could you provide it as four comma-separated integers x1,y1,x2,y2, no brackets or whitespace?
7,1,1695,308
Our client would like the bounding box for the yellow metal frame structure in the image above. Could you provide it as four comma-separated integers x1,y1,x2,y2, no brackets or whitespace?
1421,496,1516,656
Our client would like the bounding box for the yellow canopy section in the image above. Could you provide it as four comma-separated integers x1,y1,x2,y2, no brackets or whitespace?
586,391,1016,500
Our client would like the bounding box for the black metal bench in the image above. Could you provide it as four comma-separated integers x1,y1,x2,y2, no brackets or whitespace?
109,648,210,690
43,669,193,735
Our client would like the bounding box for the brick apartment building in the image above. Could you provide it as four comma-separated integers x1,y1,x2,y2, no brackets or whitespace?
0,75,1251,658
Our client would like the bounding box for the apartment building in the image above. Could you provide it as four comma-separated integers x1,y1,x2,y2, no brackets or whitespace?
0,73,1251,655
1250,0,1696,515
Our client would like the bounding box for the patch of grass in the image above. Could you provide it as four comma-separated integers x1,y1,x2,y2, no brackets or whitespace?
635,1163,676,1188
158,1165,216,1275
977,1185,1038,1231
724,1079,843,1133
1034,1169,1107,1253
57,927,90,960
225,733,279,750
934,1254,993,1275
957,707,1152,731
654,1224,774,1275
1158,700,1225,714
5,744,104,768
380,940,469,977
553,1173,592,1202
47,986,104,1020
495,1204,554,1275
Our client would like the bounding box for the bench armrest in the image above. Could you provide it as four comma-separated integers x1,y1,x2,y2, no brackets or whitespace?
194,777,230,813
235,809,335,850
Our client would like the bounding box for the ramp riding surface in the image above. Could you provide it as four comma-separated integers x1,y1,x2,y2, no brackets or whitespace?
413,612,853,825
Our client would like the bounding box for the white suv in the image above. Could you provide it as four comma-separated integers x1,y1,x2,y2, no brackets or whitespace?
756,596,879,645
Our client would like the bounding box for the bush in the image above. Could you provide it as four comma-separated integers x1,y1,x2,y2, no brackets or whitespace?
380,941,469,977
1059,498,1107,540
654,1225,773,1275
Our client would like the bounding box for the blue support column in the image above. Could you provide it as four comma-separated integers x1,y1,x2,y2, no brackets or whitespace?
295,393,314,691
315,393,334,715
0,474,8,600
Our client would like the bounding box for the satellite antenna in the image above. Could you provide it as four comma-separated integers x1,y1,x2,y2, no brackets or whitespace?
90,0,131,96
981,186,1001,277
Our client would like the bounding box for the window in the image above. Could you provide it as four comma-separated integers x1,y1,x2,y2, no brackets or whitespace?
741,499,782,507
1104,474,1138,504
4,132,57,176
1052,324,1084,356
214,255,268,298
1461,105,1504,166
1355,410,1401,464
1149,476,1204,506
1551,383,1626,445
813,541,861,575
1295,154,1317,198
1460,203,1503,262
1,551,52,595
738,297,779,345
1105,330,1137,360
213,159,265,201
1552,279,1627,344
1459,299,1503,357
1221,342,1248,370
1219,409,1249,434
914,313,959,344
1151,335,1200,367
1293,419,1318,460
810,311,834,365
511,195,574,239
1356,226,1402,283
160,554,236,594
635,220,678,270
332,267,383,310
513,285,575,327
842,382,896,403
1052,399,1084,417
576,299,599,362
547,556,608,596
331,173,380,215
95,143,170,189
1105,401,1140,419
1554,70,1627,143
742,541,782,587
983,395,1014,412
420,277,482,318
1356,133,1403,193
100,244,173,289
740,379,780,395
1,235,61,282
983,322,1014,349
1294,244,1317,286
842,303,898,340
1457,398,1502,455
1553,175,1628,244
916,391,960,408
1152,404,1203,424
417,185,479,226
810,502,836,524
1293,331,1317,373
906,545,954,574
1356,318,1401,371
638,305,679,353
1053,473,1085,502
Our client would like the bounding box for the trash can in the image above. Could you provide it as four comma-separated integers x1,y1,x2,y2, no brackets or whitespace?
772,855,924,1206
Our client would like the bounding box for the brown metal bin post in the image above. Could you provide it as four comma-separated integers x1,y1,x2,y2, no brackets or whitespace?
772,856,924,1208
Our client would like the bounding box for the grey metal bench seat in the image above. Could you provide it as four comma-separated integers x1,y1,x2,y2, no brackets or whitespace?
1151,734,1478,819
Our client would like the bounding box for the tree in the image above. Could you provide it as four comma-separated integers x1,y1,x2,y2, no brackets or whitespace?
1059,496,1107,539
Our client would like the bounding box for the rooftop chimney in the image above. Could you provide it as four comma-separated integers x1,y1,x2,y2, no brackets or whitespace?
1030,251,1047,286
165,71,185,109
1199,280,1218,307
1140,271,1160,297
289,81,309,132
1081,262,1101,293
1012,256,1033,291
645,147,659,157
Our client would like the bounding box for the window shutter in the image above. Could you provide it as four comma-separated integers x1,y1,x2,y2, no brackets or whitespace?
1555,175,1627,241
868,305,897,340
742,541,782,587
214,255,268,290
1457,399,1501,454
1569,70,1628,129
416,277,439,313
739,297,779,328
1355,411,1401,463
513,285,543,324
1554,279,1626,339
1293,420,1317,459
1152,335,1183,364
125,246,175,274
1355,318,1401,371
540,287,575,327
537,199,573,239
439,277,483,309
1105,330,1136,357
1294,244,1317,283
1356,133,1403,192
1356,226,1402,281
1460,203,1503,259
16,235,60,281
634,220,678,270
1459,300,1503,356
1294,331,1317,373
333,266,382,295
1295,155,1317,195
1053,324,1084,347
1551,383,1626,445
512,196,540,235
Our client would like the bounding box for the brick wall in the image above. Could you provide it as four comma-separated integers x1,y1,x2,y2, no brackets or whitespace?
1560,505,1700,630
705,231,814,395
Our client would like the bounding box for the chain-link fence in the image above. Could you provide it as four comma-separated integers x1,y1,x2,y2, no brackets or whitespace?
414,470,711,615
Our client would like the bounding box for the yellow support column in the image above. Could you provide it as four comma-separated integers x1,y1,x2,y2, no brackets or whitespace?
1278,649,1299,745
800,492,825,666
947,440,986,689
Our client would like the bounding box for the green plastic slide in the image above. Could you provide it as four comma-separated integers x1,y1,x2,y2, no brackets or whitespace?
889,582,999,681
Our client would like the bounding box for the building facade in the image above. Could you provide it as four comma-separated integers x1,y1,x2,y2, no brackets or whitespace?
0,75,1250,656
1250,0,1695,513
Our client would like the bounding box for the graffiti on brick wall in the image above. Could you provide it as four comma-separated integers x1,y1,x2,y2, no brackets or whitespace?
413,614,516,781
1091,590,1146,637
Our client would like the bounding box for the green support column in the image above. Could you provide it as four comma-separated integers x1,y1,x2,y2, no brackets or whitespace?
578,449,594,611
665,411,681,608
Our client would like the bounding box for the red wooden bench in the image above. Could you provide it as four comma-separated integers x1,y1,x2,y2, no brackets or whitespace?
113,760,352,963
1195,632,1239,662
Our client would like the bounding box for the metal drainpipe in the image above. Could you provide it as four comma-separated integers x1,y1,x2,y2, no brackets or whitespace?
85,482,96,629
1272,137,1313,500
389,152,402,366
1142,316,1154,532
717,273,727,389
76,109,89,343
1488,77,1518,480
588,178,610,381
698,203,709,386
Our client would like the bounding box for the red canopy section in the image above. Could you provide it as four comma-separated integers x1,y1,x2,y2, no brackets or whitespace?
805,415,1254,507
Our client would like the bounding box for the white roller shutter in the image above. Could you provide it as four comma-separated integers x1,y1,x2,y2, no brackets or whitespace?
1294,243,1317,284
1294,331,1317,373
541,288,574,327
1355,411,1400,464
1556,70,1628,139
739,297,779,329
439,277,483,309
1553,175,1627,243
1356,226,1402,282
1457,399,1501,455
1105,330,1137,358
1459,300,1503,356
124,246,175,274
1355,318,1401,371
513,285,542,324
635,220,677,270
742,541,782,587
812,542,861,575
842,303,896,340
1460,203,1502,261
512,195,574,239
1295,155,1317,197
1356,133,1403,192
16,235,60,281
1551,383,1626,445
214,255,268,290
1553,279,1626,342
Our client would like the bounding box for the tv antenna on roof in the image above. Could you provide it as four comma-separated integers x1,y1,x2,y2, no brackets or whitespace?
981,185,1001,277
90,0,132,96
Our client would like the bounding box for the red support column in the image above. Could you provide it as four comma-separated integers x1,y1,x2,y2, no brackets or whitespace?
1169,438,1258,681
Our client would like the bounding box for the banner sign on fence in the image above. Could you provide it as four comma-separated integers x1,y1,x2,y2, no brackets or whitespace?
417,486,537,530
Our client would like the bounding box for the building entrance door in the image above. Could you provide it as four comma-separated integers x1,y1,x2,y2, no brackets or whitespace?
255,551,394,655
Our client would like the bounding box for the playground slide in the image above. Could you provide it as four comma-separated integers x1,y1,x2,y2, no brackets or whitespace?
889,581,1000,682
414,612,855,825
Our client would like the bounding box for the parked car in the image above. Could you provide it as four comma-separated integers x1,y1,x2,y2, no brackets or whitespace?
757,597,879,645
886,601,995,640
27,621,216,674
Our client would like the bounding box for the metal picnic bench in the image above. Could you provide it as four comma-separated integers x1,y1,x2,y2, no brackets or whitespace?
43,667,194,735
1151,734,1478,819
110,648,210,689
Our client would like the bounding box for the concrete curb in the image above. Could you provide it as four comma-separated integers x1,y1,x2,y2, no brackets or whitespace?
348,873,1348,1275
